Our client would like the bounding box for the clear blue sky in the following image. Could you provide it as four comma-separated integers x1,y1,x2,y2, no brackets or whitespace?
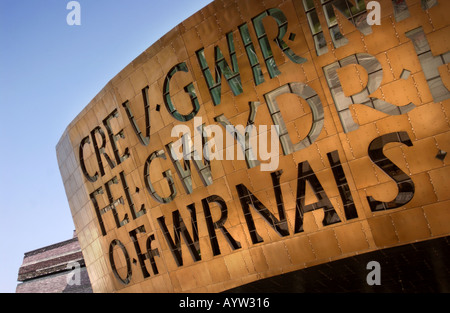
0,0,213,293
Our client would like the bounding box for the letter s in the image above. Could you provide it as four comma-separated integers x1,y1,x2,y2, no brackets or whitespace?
367,132,414,212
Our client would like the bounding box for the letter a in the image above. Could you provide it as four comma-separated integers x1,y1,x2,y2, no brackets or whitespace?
67,1,81,26
366,261,381,286
66,261,81,286
366,1,381,26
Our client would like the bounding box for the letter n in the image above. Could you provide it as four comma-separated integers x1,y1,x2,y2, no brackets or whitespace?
236,170,289,244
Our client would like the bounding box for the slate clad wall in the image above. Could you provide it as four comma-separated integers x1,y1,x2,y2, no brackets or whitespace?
16,233,92,293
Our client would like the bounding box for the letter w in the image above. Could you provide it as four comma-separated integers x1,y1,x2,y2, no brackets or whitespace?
166,130,213,194
196,31,243,106
157,206,201,267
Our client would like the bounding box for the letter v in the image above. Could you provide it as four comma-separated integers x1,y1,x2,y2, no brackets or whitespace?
122,86,151,146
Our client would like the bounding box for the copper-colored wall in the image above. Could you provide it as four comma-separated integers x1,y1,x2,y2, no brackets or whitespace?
56,0,450,293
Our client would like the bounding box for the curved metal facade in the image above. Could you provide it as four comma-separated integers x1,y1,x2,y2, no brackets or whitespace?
57,0,450,292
